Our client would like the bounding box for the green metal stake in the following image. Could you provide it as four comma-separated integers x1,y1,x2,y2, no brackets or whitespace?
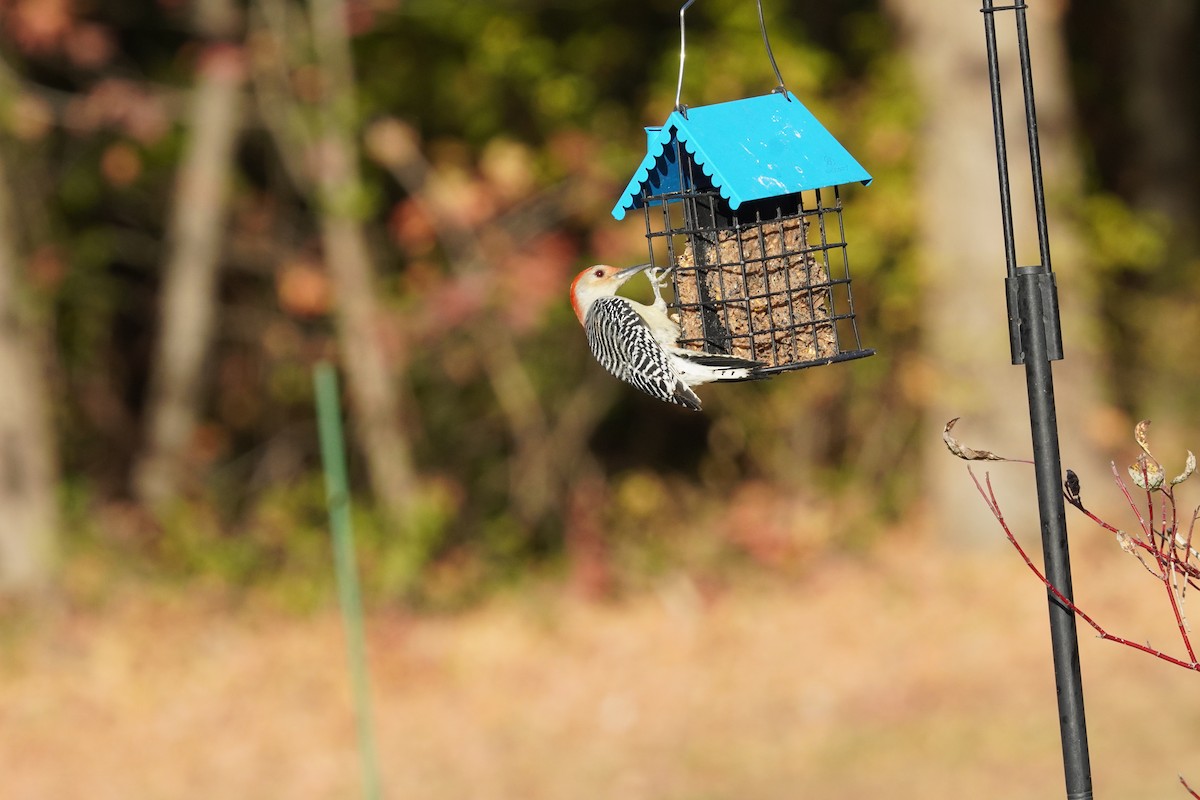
314,362,384,800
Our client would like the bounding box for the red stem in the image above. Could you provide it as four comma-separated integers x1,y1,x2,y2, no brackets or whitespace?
1163,562,1197,664
1070,502,1122,535
1097,466,1200,581
1112,462,1154,540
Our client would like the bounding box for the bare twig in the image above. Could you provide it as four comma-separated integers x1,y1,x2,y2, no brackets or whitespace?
968,465,1200,672
943,417,1033,463
963,419,1200,796
1114,460,1153,538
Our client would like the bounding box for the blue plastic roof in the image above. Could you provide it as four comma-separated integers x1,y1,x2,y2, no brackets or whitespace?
611,91,871,220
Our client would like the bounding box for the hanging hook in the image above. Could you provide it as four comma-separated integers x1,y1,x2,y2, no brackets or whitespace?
674,0,697,115
756,0,788,96
675,0,789,115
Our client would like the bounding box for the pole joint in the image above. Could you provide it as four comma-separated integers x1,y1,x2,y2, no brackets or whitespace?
1006,266,1063,365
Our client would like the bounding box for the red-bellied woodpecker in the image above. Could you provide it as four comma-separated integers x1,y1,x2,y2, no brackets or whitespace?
570,263,764,410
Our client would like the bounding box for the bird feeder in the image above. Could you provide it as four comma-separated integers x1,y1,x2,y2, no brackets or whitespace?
611,3,874,375
612,93,873,375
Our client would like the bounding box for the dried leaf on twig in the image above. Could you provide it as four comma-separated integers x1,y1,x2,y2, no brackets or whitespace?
1128,453,1165,491
943,417,1027,462
1130,419,1194,487
1134,419,1153,457
1172,450,1197,486
1064,469,1082,508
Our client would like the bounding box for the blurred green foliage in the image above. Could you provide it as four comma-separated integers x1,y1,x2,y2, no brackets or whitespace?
2,0,1197,604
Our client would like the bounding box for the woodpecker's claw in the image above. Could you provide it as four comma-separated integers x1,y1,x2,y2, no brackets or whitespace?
647,266,672,308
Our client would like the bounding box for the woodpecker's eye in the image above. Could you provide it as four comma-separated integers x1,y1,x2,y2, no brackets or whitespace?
593,268,604,278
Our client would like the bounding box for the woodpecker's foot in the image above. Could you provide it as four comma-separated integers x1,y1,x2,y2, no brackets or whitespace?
647,266,672,307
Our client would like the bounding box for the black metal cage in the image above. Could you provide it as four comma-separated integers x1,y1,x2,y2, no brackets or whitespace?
639,137,873,375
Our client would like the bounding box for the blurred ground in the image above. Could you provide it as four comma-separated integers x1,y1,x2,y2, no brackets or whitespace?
3,530,1197,800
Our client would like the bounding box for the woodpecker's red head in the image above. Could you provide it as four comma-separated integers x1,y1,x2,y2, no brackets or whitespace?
570,263,650,324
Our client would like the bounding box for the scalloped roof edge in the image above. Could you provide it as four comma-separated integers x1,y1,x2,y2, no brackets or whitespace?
611,91,871,221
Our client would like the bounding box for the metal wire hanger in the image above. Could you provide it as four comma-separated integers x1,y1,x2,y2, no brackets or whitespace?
674,0,790,114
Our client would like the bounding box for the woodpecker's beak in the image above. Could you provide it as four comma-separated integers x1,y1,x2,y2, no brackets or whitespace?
616,262,653,280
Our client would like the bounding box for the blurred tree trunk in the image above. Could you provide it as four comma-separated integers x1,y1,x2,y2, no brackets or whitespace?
0,143,58,594
316,212,419,517
886,1,1108,543
1119,0,1200,428
133,0,244,508
307,0,418,517
1123,0,1199,246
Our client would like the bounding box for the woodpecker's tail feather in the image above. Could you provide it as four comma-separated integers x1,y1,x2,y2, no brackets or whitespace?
676,351,762,369
671,380,704,411
671,349,768,382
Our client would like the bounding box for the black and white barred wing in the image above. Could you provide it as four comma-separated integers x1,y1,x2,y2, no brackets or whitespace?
584,297,702,411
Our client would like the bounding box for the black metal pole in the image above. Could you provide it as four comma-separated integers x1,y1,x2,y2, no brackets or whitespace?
981,2,1093,798
1015,267,1092,799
